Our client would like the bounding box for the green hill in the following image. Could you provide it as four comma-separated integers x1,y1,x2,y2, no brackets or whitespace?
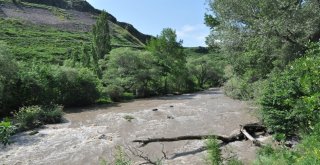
0,0,152,63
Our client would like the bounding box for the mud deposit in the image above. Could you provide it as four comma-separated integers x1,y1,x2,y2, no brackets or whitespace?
0,88,259,165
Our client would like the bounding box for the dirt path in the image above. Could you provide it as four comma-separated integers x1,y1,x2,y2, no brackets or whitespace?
0,88,259,165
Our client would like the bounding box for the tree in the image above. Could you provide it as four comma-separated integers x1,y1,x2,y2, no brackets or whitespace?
146,28,186,93
205,0,320,98
103,48,159,97
92,10,111,60
187,55,222,88
0,41,18,115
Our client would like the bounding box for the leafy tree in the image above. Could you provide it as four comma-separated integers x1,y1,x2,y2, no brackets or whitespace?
103,48,159,98
147,28,186,93
81,43,91,68
92,10,111,60
187,55,223,88
205,0,320,99
0,42,18,115
260,43,320,136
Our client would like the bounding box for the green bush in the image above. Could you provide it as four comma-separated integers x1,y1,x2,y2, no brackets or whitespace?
254,123,320,165
254,145,297,165
55,67,100,106
0,119,16,146
14,105,63,131
105,84,124,102
260,54,320,136
224,76,253,100
14,106,43,131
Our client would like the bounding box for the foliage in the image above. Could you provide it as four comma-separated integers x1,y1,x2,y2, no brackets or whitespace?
114,146,131,165
254,145,297,165
260,53,320,136
206,137,222,165
254,123,320,165
147,28,186,94
0,41,19,115
187,54,224,88
13,105,63,131
103,48,159,98
206,0,320,99
92,10,111,59
227,158,244,165
0,119,16,145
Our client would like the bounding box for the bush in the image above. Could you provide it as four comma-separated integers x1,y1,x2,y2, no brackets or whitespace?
254,145,297,165
105,84,124,102
224,76,253,100
14,105,63,131
260,54,320,136
55,67,100,106
254,123,320,165
0,119,16,146
14,106,43,131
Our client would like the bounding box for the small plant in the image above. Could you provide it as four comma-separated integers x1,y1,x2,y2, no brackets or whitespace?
227,158,244,165
0,119,16,146
114,146,131,165
123,115,134,122
206,137,222,165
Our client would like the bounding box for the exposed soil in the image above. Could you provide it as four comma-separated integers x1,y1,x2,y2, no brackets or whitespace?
0,3,95,31
0,88,260,164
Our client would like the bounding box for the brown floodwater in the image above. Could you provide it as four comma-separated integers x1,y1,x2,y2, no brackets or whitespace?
0,88,259,165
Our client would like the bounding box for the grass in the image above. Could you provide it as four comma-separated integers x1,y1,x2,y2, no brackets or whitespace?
0,18,91,63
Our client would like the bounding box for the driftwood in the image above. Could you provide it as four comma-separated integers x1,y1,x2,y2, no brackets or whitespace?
133,123,266,147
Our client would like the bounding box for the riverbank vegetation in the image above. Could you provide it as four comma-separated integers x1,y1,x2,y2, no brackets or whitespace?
0,3,225,145
205,0,320,164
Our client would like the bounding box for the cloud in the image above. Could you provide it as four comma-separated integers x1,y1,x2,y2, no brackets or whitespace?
176,24,210,47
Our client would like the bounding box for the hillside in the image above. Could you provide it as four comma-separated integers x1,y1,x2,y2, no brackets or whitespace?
0,0,152,63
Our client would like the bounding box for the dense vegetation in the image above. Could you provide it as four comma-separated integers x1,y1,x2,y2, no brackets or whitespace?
205,0,320,164
0,0,225,146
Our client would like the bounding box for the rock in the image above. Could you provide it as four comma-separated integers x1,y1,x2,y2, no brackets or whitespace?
152,108,158,111
29,130,39,135
170,105,174,108
98,134,107,140
167,115,174,119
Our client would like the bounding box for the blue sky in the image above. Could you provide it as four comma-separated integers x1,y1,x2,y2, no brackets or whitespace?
86,0,210,47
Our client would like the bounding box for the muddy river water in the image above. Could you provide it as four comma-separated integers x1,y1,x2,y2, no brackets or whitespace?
0,88,259,165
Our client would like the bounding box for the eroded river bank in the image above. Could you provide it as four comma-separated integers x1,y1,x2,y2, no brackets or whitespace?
1,88,259,164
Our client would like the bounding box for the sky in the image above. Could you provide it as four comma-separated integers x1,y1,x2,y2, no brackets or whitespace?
86,0,211,47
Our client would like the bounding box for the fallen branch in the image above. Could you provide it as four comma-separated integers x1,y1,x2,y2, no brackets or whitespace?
133,123,266,147
133,134,244,147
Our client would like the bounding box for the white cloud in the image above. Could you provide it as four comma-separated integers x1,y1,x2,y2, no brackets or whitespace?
176,24,210,47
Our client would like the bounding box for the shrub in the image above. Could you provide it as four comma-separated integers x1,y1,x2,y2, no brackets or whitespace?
254,123,320,165
254,145,297,165
224,76,253,100
14,106,43,131
14,105,63,131
55,67,100,106
0,119,16,146
260,55,320,136
105,84,124,102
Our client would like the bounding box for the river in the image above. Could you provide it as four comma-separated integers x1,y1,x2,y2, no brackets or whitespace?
0,88,259,164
